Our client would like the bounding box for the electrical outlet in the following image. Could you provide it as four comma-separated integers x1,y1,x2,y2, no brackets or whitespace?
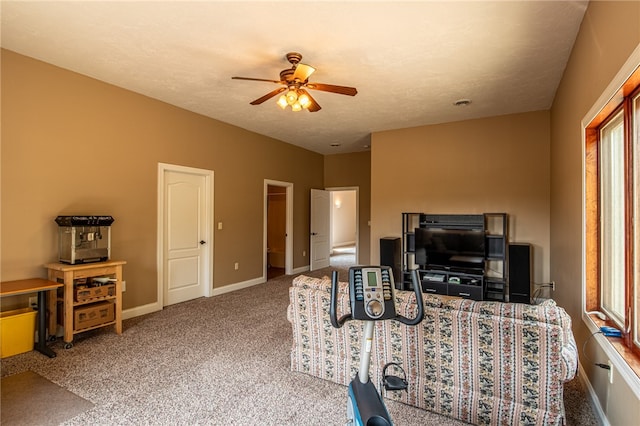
303,250,306,257
234,262,239,270
28,296,37,308
122,281,126,292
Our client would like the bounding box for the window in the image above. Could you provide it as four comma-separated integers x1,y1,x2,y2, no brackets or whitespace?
635,93,640,349
585,68,640,357
600,112,626,327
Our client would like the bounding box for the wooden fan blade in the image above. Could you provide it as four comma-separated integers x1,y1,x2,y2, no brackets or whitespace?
292,63,316,82
306,83,357,96
232,76,283,84
300,89,321,112
250,87,287,105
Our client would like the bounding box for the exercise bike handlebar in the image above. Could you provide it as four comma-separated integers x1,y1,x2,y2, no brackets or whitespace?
330,270,351,328
329,268,424,328
394,270,424,326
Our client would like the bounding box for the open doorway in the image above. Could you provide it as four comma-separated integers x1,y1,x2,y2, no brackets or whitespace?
329,189,357,267
265,181,293,280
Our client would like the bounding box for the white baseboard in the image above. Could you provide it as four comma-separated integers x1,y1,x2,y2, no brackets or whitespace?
122,277,265,320
123,270,314,321
211,276,265,296
578,362,609,426
292,265,309,275
122,301,162,320
333,241,356,248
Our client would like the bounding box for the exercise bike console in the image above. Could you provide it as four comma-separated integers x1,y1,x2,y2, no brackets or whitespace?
349,267,395,321
331,266,424,328
329,266,424,426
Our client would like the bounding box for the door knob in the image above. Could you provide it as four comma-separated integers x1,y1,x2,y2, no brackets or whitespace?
311,232,318,236
200,240,206,245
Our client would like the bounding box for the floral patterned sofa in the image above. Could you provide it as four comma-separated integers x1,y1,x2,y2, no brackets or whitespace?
287,274,578,425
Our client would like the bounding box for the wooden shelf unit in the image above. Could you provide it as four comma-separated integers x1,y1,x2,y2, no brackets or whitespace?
45,260,125,348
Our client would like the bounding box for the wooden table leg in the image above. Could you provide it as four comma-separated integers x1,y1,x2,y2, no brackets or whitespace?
115,265,122,334
64,270,74,346
46,269,58,339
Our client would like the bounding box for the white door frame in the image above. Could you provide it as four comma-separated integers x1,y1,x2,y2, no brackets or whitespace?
327,186,359,264
264,179,293,277
157,163,214,308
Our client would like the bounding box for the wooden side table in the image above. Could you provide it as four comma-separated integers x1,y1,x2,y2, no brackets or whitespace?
44,260,125,348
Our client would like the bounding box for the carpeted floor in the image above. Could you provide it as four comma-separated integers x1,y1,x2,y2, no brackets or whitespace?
331,245,356,269
0,266,598,425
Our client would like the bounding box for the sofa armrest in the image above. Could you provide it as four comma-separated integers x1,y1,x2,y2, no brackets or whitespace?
559,319,578,381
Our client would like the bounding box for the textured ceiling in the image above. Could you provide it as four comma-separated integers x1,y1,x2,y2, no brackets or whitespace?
1,1,588,155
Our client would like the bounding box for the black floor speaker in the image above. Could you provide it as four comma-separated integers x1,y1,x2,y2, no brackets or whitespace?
509,243,531,304
380,237,401,284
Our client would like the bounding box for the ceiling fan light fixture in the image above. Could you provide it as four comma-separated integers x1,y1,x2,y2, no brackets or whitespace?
285,89,298,105
234,52,357,113
276,89,308,111
293,63,316,82
277,95,288,109
298,92,310,108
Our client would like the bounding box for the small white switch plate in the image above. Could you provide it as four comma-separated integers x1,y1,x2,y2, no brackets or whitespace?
218,222,223,230
234,262,239,270
122,281,126,292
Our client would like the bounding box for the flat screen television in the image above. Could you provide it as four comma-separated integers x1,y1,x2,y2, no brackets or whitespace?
414,227,485,272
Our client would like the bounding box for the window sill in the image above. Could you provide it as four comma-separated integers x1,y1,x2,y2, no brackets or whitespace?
583,313,640,398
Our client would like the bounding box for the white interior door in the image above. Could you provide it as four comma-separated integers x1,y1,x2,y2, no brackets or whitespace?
310,189,330,270
163,168,211,305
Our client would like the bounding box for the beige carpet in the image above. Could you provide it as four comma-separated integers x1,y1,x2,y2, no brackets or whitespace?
0,266,597,425
330,245,356,268
1,371,94,425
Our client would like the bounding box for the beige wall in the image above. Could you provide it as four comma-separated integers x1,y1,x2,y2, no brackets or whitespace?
371,111,551,284
1,49,324,310
324,151,371,264
550,1,640,423
331,190,356,247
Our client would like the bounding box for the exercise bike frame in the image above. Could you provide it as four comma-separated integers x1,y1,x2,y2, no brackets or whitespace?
329,267,424,426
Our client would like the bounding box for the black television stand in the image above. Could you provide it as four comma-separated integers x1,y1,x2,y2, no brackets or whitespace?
419,268,484,300
401,212,508,301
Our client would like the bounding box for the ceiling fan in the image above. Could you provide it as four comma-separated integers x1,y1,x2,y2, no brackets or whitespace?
232,52,357,112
